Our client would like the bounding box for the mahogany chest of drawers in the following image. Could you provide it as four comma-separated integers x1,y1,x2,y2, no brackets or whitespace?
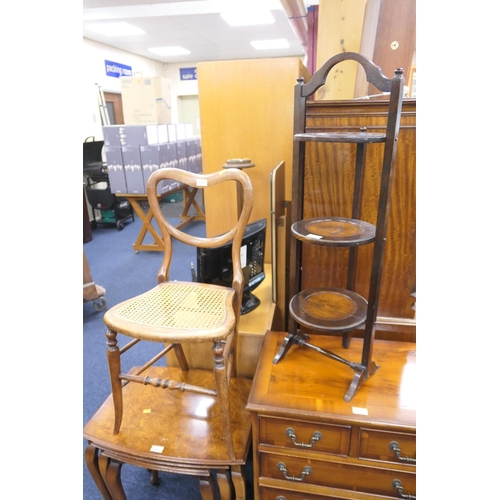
246,331,416,499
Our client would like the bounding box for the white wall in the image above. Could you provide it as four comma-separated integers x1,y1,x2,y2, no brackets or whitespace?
82,38,200,141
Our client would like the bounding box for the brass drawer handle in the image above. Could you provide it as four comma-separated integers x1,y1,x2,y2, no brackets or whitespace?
389,441,416,464
277,462,312,482
392,479,416,499
286,427,322,448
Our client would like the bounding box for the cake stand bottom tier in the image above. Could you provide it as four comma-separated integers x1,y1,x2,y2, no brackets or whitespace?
289,287,368,332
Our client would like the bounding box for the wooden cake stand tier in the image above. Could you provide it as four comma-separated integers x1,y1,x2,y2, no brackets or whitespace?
289,287,368,332
291,217,376,246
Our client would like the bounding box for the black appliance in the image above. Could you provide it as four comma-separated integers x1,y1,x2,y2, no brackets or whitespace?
83,136,134,230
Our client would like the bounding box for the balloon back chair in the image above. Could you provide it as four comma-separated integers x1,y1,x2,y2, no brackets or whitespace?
84,167,254,500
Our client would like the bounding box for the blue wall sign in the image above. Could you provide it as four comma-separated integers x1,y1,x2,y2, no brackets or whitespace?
105,60,133,78
180,67,197,81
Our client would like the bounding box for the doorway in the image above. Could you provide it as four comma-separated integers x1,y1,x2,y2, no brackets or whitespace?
103,92,124,125
178,95,200,136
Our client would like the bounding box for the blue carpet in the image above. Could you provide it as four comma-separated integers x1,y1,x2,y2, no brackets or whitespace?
83,211,253,499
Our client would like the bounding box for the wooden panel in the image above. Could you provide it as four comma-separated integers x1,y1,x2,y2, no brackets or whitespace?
315,0,416,100
299,99,416,324
260,487,382,500
315,0,367,100
367,0,416,96
270,162,288,331
272,213,290,332
197,57,310,264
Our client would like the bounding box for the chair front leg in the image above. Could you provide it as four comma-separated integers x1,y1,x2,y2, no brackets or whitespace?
106,328,123,434
213,340,235,461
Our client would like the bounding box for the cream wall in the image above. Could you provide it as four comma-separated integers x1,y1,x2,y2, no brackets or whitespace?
82,38,200,141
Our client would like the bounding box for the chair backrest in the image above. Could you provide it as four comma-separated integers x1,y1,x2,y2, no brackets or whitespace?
146,167,254,313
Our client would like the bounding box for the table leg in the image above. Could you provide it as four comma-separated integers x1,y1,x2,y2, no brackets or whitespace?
148,469,160,485
216,469,233,500
126,197,165,252
177,187,205,230
198,473,217,500
231,464,246,500
123,188,205,252
104,458,127,500
84,444,113,500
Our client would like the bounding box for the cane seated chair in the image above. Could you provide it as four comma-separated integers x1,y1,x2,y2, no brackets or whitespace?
102,167,253,463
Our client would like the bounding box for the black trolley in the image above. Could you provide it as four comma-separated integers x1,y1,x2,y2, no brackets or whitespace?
83,136,134,231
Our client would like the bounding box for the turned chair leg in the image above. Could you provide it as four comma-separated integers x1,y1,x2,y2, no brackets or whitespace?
213,340,235,461
106,328,123,434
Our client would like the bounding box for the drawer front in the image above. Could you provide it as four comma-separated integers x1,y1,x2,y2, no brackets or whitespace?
260,486,348,500
358,428,416,466
259,417,351,456
260,487,397,500
260,453,416,498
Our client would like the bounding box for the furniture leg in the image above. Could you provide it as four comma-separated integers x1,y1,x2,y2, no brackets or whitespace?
121,190,204,251
126,197,165,252
176,186,199,229
272,331,310,364
149,469,160,486
98,452,126,500
173,343,189,371
105,458,126,500
177,186,206,230
230,464,246,500
106,329,123,434
199,473,217,500
215,469,233,500
342,331,352,348
344,360,380,402
85,444,113,500
213,340,235,461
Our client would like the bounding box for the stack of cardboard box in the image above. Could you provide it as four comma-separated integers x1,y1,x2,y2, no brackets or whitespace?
101,75,202,195
102,124,201,195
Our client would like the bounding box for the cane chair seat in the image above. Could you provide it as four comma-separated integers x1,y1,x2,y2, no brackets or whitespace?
105,281,236,342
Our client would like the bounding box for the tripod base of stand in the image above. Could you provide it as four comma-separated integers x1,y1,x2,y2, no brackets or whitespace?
273,332,380,402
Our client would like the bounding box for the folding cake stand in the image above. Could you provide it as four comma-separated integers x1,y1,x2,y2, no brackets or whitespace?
273,52,405,402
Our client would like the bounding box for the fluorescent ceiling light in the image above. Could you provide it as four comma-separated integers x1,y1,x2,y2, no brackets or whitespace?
251,39,290,50
220,9,275,27
84,22,145,37
148,46,191,56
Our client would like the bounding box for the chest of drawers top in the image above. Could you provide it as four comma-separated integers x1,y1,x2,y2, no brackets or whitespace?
246,331,416,431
